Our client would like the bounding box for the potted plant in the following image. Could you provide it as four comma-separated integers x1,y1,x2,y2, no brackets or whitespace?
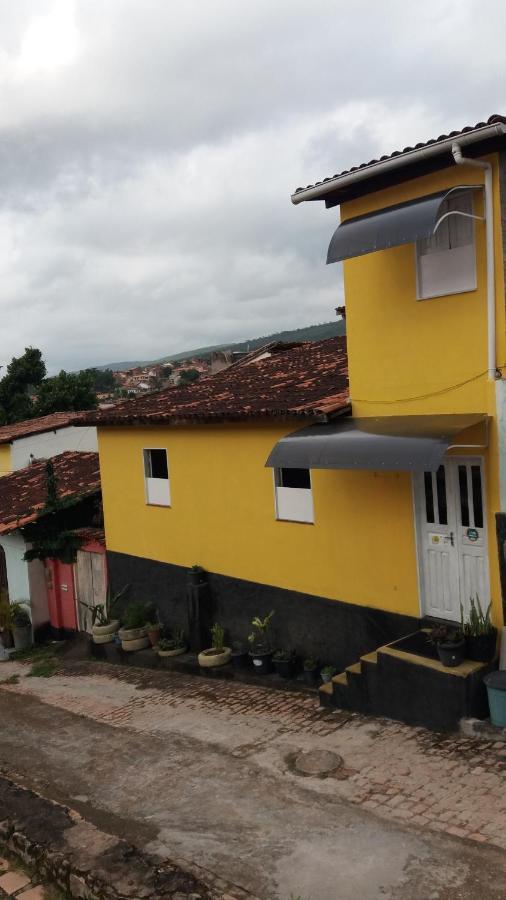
248,611,274,675
145,620,162,648
188,564,206,587
303,657,319,686
0,593,13,649
118,600,154,651
80,584,127,645
230,640,250,670
321,665,336,684
198,622,231,668
428,624,465,668
158,627,187,658
10,601,32,651
273,648,296,679
461,597,497,662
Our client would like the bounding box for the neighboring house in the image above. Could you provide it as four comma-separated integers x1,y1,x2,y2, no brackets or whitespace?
0,412,98,476
0,451,103,638
88,113,506,729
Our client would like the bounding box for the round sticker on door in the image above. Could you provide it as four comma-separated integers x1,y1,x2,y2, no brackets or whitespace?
467,527,479,542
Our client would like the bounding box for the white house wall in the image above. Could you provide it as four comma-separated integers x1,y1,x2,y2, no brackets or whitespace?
0,533,30,604
11,425,98,470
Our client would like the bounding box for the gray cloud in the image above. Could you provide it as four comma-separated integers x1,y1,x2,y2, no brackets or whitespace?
0,0,505,371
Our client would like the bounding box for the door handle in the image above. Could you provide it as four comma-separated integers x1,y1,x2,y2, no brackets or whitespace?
450,531,454,547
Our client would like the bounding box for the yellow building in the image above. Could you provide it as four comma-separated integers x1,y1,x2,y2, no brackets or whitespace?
92,114,506,729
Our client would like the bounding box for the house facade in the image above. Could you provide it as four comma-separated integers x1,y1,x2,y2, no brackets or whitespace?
90,114,506,724
0,414,98,636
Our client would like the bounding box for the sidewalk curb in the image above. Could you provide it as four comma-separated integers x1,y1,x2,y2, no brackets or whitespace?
0,775,260,900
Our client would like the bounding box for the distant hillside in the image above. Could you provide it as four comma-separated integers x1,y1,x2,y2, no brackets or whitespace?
98,320,346,372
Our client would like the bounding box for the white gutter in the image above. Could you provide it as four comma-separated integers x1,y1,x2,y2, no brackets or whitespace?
452,142,496,380
291,122,506,205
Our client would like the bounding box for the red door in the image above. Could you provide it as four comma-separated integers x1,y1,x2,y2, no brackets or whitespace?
45,559,78,632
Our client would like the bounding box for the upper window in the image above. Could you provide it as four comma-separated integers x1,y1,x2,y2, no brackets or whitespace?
274,467,313,523
143,449,170,506
416,192,476,300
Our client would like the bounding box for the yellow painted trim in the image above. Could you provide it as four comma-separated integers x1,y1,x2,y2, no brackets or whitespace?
379,644,486,677
319,682,333,696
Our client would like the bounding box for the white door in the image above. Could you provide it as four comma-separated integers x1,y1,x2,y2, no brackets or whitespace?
414,458,490,622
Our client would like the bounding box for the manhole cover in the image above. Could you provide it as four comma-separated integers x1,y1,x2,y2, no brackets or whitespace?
294,749,343,776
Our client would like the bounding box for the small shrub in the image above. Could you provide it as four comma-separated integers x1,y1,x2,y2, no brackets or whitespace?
211,622,225,651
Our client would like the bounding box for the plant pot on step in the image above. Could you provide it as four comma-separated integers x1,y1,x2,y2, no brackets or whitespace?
198,646,231,668
118,626,149,652
231,643,250,670
249,648,272,675
437,639,466,668
466,630,497,663
188,566,206,587
158,645,187,658
12,624,32,651
92,619,119,645
146,624,162,647
303,659,319,686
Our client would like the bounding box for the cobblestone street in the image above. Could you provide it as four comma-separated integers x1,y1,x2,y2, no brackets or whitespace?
2,658,506,898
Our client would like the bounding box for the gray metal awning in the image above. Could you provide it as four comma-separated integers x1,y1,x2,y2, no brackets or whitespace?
265,414,487,473
326,185,481,264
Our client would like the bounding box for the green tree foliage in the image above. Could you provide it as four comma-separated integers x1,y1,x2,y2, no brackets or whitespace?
34,369,97,417
0,348,46,424
178,368,200,385
90,368,116,392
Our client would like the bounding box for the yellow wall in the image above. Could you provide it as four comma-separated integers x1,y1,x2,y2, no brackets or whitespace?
342,154,505,419
339,153,505,625
98,423,421,618
0,445,11,476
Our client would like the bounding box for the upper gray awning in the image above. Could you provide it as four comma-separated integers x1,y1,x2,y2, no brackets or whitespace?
265,414,487,473
326,185,481,264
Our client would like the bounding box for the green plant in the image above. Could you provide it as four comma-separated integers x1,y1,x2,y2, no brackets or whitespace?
79,585,129,627
190,564,203,572
303,657,318,670
461,596,495,636
158,627,185,652
321,665,336,676
9,601,31,628
427,624,462,645
28,656,58,678
273,648,294,662
211,622,225,651
248,610,274,650
123,600,155,630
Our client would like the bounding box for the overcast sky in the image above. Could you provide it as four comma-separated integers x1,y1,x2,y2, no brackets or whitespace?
0,0,505,372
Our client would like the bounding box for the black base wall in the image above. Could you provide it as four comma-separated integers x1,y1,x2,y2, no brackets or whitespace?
107,551,420,670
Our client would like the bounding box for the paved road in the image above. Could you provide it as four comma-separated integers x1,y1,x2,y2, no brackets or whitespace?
1,662,506,899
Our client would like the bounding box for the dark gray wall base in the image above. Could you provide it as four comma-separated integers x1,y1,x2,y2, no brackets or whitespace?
107,551,420,670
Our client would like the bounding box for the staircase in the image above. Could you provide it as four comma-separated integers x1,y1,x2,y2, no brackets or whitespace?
319,631,492,731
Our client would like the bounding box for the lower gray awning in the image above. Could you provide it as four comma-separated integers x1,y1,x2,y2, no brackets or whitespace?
265,414,487,473
327,185,481,264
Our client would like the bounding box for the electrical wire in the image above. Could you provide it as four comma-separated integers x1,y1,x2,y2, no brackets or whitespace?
351,364,505,405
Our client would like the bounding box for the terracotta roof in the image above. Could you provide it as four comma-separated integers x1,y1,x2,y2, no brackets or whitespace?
293,114,506,199
0,411,89,446
85,336,349,427
0,451,100,534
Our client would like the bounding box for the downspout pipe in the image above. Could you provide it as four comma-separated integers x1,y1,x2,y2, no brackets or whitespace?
452,142,496,380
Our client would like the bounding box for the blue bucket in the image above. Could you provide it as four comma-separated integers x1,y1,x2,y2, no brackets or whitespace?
484,671,506,727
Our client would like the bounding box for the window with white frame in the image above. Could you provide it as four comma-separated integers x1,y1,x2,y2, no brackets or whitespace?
274,467,314,523
143,448,170,506
416,192,477,300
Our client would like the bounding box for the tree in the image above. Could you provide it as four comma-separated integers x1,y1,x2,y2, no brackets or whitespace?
0,348,46,424
33,369,97,417
178,368,200,385
89,368,116,393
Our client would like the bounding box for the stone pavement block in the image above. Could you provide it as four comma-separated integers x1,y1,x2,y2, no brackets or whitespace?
17,887,46,899
0,870,31,893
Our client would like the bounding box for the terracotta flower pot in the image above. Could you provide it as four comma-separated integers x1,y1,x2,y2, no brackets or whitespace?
147,625,162,647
